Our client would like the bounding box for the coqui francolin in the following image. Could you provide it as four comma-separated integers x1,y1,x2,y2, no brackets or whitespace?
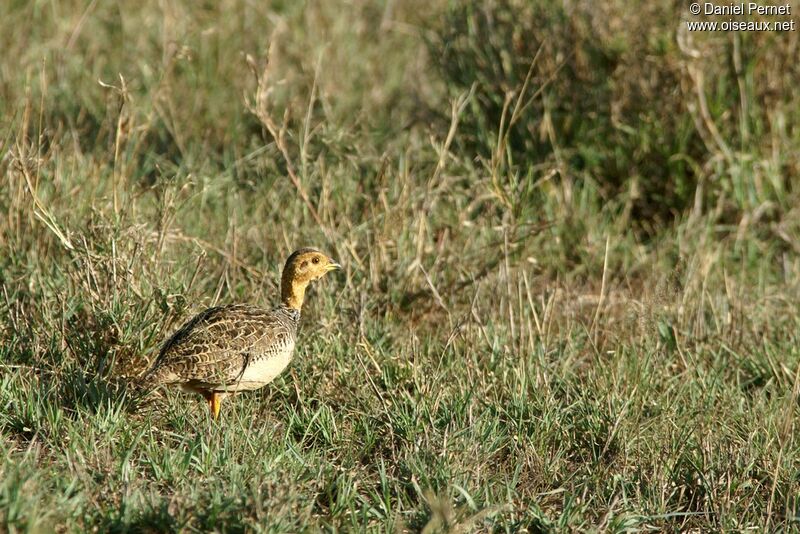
139,248,340,418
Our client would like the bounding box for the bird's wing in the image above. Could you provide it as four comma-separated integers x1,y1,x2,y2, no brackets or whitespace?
148,304,294,387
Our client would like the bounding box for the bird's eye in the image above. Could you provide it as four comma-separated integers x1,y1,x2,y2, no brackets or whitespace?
312,257,320,264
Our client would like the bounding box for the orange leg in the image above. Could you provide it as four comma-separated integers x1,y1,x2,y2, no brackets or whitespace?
202,391,223,419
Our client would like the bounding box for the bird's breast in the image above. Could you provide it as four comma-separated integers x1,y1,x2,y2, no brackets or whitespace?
226,340,295,391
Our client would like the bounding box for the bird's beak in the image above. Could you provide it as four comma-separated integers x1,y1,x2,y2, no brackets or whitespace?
326,259,341,271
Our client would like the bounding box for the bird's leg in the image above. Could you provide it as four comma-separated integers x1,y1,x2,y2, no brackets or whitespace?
211,392,223,419
202,391,223,419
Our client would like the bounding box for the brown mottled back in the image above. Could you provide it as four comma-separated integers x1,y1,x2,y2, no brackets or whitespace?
144,304,299,391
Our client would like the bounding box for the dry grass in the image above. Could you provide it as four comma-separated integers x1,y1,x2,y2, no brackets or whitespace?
2,0,800,531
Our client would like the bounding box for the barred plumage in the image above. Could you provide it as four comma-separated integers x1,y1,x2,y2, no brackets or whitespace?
144,304,300,392
139,248,340,418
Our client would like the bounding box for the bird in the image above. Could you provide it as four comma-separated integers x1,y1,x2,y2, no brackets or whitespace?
138,247,340,419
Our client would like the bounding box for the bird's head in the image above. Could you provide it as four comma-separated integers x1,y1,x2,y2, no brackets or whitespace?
281,248,340,309
284,248,340,282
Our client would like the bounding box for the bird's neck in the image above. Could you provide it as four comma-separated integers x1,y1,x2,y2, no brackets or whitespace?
281,276,309,310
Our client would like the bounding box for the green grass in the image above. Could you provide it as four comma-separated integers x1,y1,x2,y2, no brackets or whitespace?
3,0,800,531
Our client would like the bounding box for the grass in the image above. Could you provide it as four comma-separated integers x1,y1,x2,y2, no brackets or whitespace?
2,0,800,531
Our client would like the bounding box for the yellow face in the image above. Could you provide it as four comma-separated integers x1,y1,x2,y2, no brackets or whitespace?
286,249,341,283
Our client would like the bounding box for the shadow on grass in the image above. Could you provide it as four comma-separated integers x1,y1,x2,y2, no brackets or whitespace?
56,301,158,419
101,497,256,534
0,334,146,445
103,501,183,534
1,369,143,443
56,367,142,416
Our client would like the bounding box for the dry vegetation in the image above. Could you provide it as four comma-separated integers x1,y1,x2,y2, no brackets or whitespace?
2,0,800,531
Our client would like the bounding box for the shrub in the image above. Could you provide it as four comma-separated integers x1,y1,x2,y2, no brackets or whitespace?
428,0,800,227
